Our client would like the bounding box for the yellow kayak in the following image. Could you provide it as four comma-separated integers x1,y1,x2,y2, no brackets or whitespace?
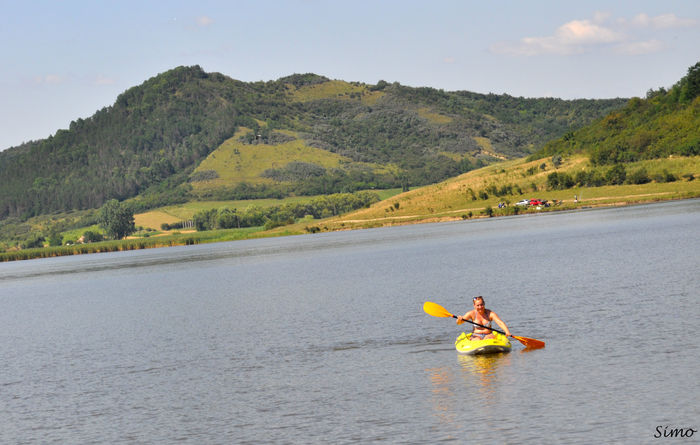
455,331,512,355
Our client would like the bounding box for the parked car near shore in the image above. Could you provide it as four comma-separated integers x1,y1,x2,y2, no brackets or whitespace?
515,199,531,206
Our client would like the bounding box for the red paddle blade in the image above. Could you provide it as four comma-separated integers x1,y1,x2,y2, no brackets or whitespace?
513,335,545,349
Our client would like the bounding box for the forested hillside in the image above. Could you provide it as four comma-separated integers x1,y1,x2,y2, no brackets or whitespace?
535,62,700,163
0,65,626,220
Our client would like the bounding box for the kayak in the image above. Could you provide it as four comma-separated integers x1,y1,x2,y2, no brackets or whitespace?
455,331,511,355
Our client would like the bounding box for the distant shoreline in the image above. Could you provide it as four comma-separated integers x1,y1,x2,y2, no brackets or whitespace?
4,194,698,263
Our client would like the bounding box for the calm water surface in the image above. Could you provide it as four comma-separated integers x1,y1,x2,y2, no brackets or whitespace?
1,200,699,444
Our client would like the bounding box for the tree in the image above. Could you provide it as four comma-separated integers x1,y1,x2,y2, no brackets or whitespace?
193,208,218,231
547,172,574,190
82,230,104,243
680,62,700,102
551,154,563,168
98,199,135,239
606,164,627,185
47,228,63,246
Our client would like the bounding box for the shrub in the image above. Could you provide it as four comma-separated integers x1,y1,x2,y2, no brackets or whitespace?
189,170,219,182
627,168,651,184
547,172,575,190
21,234,45,249
261,162,327,182
653,170,677,183
47,230,63,247
82,230,104,243
575,170,605,187
605,164,627,185
552,154,563,168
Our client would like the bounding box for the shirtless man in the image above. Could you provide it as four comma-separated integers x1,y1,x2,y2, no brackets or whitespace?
456,296,512,340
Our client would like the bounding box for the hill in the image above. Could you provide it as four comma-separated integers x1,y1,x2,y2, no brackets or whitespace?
0,66,626,221
534,62,700,163
293,61,700,231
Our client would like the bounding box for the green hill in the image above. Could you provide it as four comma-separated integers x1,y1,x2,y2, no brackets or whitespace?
306,62,700,232
534,62,700,164
0,66,625,221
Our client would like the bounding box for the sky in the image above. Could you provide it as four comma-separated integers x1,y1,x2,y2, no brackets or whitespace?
1,0,699,151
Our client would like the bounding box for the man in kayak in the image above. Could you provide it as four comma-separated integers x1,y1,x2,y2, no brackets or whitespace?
456,296,512,340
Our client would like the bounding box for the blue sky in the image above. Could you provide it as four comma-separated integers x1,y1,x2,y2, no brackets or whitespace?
1,0,699,150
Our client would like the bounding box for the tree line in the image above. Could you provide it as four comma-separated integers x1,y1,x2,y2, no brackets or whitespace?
192,191,379,231
546,164,690,190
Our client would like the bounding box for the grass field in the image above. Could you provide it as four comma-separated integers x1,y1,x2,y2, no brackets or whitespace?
288,79,384,105
134,188,407,230
270,155,700,233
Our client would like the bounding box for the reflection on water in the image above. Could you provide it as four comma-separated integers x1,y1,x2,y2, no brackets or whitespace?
426,366,461,434
457,352,512,386
426,352,512,436
457,353,513,411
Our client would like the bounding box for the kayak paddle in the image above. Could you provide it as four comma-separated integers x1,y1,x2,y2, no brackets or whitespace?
423,301,545,349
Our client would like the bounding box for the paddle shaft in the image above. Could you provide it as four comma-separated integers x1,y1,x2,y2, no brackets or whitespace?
451,315,508,336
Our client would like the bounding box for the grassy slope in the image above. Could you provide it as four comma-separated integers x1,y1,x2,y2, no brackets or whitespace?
190,128,351,191
267,155,700,234
289,80,384,105
189,126,395,194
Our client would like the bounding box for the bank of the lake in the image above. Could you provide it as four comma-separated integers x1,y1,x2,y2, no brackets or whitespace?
2,186,700,262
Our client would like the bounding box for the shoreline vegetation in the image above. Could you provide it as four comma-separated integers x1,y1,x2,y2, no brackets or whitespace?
2,195,695,263
0,156,700,262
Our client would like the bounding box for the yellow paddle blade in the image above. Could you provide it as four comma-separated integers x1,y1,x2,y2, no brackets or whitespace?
513,335,545,349
423,301,454,318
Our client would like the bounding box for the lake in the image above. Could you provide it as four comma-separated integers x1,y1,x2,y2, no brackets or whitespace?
1,200,698,444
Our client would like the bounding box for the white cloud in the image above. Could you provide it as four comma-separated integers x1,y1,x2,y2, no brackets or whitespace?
92,75,116,86
491,19,624,56
592,11,612,24
558,19,624,44
490,12,696,57
614,39,664,55
196,16,214,27
630,13,697,29
34,74,64,85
